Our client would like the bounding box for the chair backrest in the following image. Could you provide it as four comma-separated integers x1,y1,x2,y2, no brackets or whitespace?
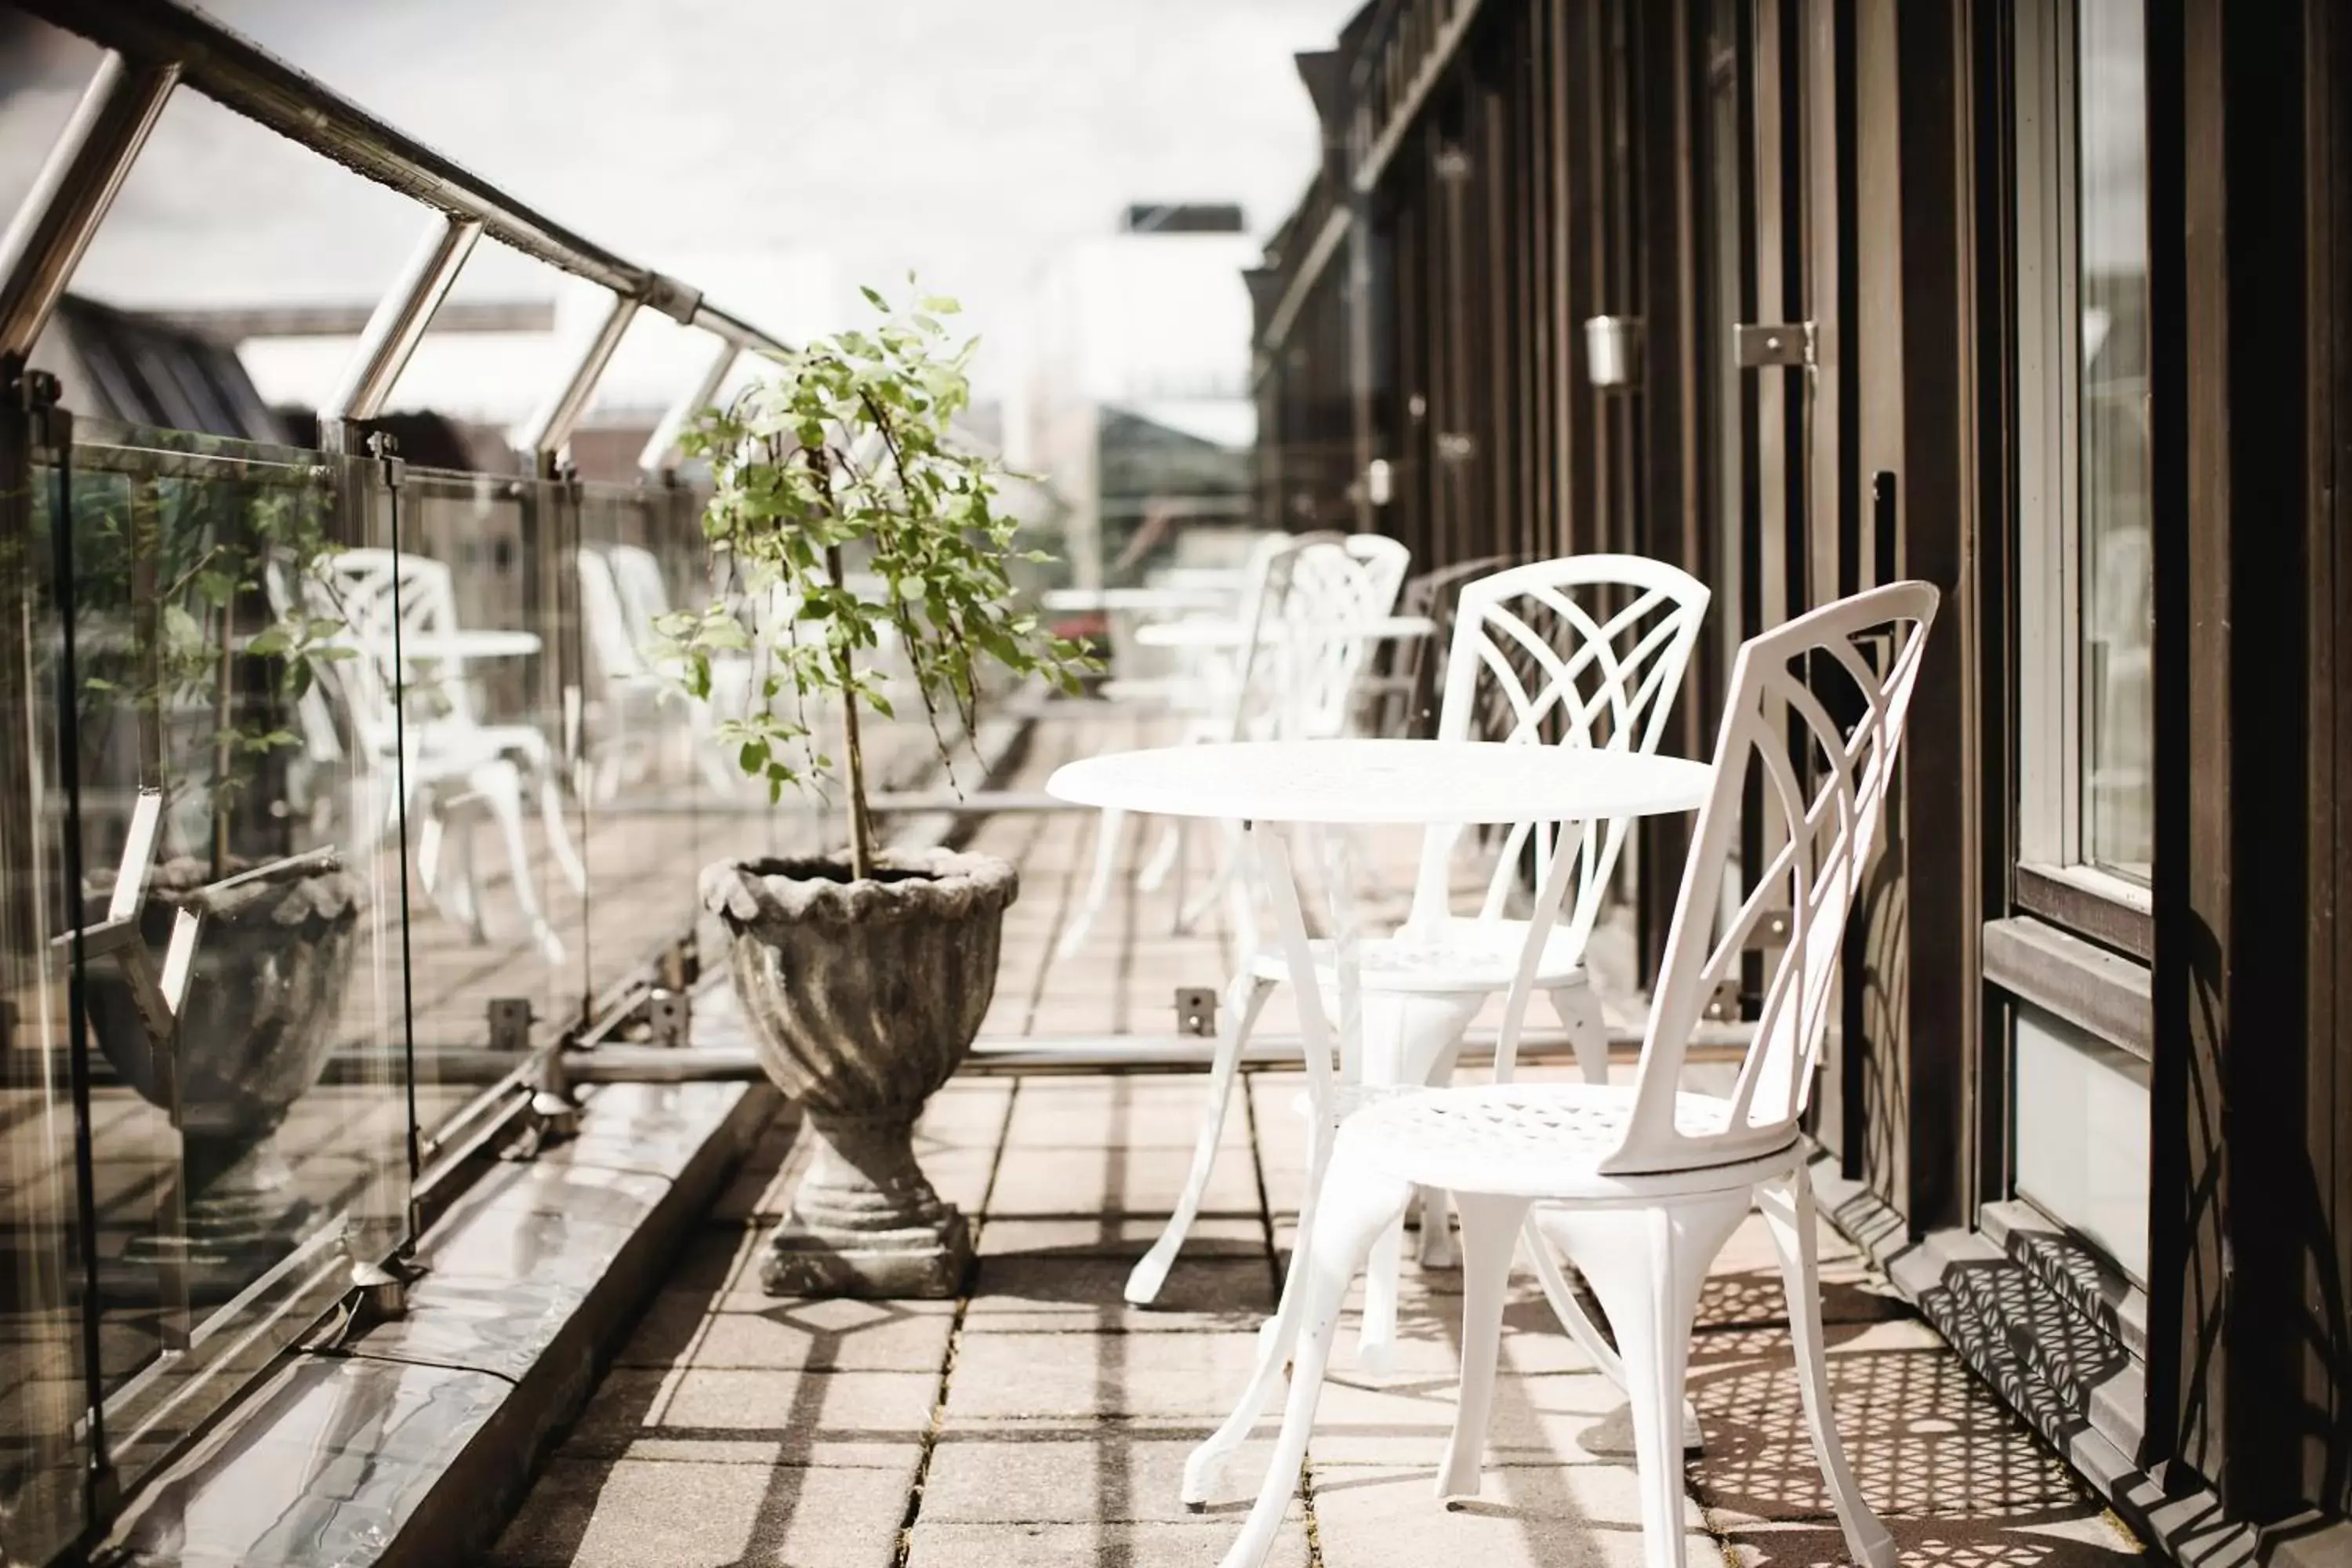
1279,534,1412,740
1379,554,1519,738
262,556,349,766
576,547,653,684
606,544,674,652
314,549,475,749
1223,531,1343,742
1407,556,1710,947
1602,579,1938,1176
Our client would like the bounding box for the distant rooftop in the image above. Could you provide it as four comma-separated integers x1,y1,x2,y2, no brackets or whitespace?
1121,203,1247,234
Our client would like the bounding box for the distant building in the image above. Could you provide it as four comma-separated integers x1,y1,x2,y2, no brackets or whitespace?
1014,206,1261,587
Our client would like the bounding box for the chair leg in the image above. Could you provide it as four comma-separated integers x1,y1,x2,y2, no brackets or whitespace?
1136,818,1182,892
1209,1162,1410,1568
416,808,446,895
1549,981,1610,1086
1184,1109,1342,1508
1435,1193,1532,1501
1127,972,1275,1305
1054,808,1126,961
1355,995,1479,1371
536,771,587,894
1538,1198,1745,1568
1415,1036,1468,1270
474,764,563,964
1178,818,1247,933
1523,1214,1705,1451
1759,1166,1896,1568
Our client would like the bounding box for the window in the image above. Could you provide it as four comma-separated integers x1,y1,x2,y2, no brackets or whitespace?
2013,1001,2151,1283
2016,0,2154,909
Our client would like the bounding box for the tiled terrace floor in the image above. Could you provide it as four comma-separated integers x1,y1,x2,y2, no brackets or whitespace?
492,705,2149,1566
493,1073,2147,1568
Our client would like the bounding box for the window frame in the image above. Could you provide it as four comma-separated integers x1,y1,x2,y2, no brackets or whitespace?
2010,0,2154,952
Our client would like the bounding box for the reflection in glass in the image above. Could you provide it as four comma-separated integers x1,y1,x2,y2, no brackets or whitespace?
2,456,96,1568
2077,0,2151,880
2013,1002,2151,1283
49,430,405,1503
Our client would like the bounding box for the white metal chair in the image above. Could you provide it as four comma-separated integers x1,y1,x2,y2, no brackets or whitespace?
1058,532,1411,960
575,546,669,800
1123,557,1711,1353
577,545,746,797
317,548,585,962
1188,579,1937,1568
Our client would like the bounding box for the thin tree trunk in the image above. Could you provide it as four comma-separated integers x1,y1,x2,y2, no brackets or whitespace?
826,543,874,880
210,560,236,881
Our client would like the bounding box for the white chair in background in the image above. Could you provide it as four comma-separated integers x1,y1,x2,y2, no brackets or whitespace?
1058,532,1413,961
1189,579,1937,1568
1124,557,1711,1351
577,545,746,797
575,546,670,800
314,548,585,962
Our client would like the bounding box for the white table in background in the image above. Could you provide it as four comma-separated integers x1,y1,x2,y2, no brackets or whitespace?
1042,586,1234,616
1133,613,1436,652
396,630,542,662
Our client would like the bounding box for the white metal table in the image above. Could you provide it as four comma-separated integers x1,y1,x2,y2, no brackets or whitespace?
1046,738,1711,1490
1132,613,1436,651
395,629,543,662
1041,585,1233,615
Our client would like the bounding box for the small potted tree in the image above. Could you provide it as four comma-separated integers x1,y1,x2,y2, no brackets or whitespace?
74,459,368,1283
668,285,1087,1298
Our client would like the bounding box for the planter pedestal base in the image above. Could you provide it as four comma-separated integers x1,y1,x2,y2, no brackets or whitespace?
760,1112,973,1300
762,1212,972,1300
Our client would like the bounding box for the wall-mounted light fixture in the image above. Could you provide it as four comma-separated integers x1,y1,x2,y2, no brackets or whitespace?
1584,315,1642,389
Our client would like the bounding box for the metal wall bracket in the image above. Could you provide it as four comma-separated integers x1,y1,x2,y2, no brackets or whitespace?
487,998,535,1052
343,1227,415,1320
1175,988,1218,1037
1733,321,1816,368
643,989,690,1048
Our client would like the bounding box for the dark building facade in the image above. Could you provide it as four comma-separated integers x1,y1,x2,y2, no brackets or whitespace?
1250,2,2352,1561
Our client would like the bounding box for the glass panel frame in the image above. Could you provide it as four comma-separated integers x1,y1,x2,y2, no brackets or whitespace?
33,415,412,1518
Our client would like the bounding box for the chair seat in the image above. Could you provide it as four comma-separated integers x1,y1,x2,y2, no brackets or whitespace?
1248,916,1589,995
1337,1082,1799,1200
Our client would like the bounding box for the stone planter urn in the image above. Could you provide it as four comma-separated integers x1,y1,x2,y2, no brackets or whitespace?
85,854,367,1291
704,847,1018,1298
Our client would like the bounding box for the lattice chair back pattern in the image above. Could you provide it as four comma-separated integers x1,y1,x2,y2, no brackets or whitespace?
319,548,476,736
1372,554,1519,738
605,544,676,655
288,549,405,763
1410,555,1711,955
1221,531,1338,742
576,547,654,685
1258,533,1410,742
1604,577,1938,1176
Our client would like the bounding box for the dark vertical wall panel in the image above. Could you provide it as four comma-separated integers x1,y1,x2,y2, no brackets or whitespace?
2307,0,2352,1517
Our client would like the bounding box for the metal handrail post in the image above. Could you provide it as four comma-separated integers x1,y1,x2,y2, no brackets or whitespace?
637,336,739,478
318,214,481,452
0,52,180,358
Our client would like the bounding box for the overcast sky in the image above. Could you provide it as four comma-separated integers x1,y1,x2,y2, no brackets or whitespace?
2,0,1359,416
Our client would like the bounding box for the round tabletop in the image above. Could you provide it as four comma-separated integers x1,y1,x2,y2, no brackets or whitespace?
1134,614,1436,651
398,630,543,660
1047,739,1713,826
1042,586,1232,615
